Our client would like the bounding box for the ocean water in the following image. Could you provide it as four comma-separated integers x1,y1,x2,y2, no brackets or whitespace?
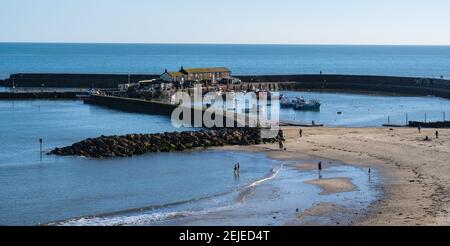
203,90,450,126
1,43,450,225
279,91,450,126
1,43,450,79
53,164,381,226
0,100,279,225
0,95,442,225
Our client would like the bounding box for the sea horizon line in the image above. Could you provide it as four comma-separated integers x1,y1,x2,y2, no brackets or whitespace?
0,41,450,47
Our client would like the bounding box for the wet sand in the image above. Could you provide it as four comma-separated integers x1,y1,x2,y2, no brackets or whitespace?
148,163,377,226
293,202,359,226
306,178,358,195
221,127,450,225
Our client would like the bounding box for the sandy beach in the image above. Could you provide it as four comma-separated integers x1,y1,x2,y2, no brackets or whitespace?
222,126,450,225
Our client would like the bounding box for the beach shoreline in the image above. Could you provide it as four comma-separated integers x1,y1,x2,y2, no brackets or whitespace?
219,126,450,225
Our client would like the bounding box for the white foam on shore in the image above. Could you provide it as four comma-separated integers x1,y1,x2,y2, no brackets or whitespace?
55,203,238,226
249,165,283,188
54,165,283,226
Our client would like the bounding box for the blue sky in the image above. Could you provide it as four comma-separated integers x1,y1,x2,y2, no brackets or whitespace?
0,0,449,45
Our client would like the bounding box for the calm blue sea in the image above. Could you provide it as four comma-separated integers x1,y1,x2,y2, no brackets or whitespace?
0,100,280,225
1,43,449,225
279,91,450,126
1,43,450,79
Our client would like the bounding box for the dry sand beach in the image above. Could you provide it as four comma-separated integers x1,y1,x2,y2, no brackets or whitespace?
223,127,450,226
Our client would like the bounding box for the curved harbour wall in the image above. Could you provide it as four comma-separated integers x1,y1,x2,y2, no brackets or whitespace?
0,91,78,99
1,73,159,88
239,74,450,98
2,73,450,98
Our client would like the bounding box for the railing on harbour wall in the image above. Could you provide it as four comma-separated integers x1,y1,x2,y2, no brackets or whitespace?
383,111,449,128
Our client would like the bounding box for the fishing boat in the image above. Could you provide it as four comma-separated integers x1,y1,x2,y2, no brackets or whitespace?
280,95,295,108
295,97,321,111
77,89,100,99
280,95,321,111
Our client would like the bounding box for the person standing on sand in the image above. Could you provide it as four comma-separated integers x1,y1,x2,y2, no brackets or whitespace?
279,141,284,150
318,161,323,179
418,125,421,133
278,129,285,140
299,129,303,138
436,131,439,139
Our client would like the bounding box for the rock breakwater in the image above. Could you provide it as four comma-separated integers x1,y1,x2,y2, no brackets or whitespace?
49,128,282,159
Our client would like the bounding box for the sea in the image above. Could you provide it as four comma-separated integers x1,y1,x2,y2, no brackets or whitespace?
1,43,449,225
1,43,450,79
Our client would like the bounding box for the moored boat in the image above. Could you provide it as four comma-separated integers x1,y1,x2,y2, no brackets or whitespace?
295,98,321,111
280,95,321,111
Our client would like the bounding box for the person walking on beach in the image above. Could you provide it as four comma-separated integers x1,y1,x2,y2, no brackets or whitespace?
299,128,303,138
279,140,285,150
318,161,323,179
436,131,439,139
418,125,421,133
278,129,285,140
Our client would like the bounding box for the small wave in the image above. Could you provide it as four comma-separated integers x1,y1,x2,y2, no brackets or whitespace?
47,192,231,226
54,203,238,226
237,164,283,203
52,165,283,226
248,165,283,188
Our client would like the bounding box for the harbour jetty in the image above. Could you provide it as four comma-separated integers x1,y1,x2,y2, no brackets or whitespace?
0,91,78,99
1,73,159,88
408,121,450,128
2,73,450,99
263,74,450,99
84,95,253,127
383,121,450,129
84,95,177,115
49,128,282,159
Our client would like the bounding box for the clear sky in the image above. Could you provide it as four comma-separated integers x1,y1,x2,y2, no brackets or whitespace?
0,0,449,45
